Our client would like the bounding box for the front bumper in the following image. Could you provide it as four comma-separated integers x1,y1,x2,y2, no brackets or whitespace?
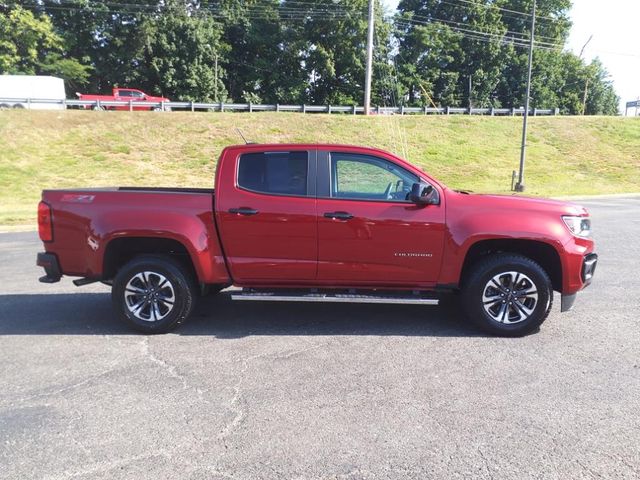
37,252,62,283
581,253,598,284
561,253,598,312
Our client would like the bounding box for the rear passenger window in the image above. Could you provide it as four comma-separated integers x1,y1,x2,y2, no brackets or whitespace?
237,151,308,196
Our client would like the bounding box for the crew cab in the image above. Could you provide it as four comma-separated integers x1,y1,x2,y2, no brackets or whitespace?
36,144,597,336
76,88,170,111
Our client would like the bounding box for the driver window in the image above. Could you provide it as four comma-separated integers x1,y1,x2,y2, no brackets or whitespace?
330,153,419,201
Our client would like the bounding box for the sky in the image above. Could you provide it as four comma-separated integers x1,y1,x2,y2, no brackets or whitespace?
382,0,640,114
567,0,640,114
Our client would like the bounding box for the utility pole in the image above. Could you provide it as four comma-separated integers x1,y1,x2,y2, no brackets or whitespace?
214,54,218,103
363,0,374,115
579,35,593,116
579,34,593,59
514,0,536,193
582,76,589,115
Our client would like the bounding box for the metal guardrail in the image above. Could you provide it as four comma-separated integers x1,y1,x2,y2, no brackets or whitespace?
0,97,559,116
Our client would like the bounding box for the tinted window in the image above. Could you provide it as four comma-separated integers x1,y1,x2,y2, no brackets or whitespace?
238,151,308,196
330,153,419,201
118,91,143,98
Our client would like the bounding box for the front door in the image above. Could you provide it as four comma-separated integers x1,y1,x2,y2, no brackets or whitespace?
316,151,446,287
215,149,318,283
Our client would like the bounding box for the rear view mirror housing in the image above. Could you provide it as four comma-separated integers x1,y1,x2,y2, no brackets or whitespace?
409,183,439,205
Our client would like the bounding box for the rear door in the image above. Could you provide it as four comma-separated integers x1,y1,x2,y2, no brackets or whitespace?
316,150,446,287
215,149,318,283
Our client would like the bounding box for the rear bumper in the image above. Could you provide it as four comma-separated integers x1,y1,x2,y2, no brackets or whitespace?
37,252,62,283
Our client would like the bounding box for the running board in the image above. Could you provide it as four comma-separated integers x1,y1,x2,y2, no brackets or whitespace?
231,291,439,305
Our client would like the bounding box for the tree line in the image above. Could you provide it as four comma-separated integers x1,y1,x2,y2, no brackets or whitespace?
0,0,619,114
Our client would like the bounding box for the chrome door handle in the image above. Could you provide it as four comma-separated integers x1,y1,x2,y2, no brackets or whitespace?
229,207,259,216
324,211,354,220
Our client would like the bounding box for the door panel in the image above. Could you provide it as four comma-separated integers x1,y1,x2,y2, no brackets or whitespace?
215,150,318,282
317,152,446,286
317,199,445,285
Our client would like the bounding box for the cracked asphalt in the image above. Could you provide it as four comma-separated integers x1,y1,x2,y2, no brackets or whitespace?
1,196,639,479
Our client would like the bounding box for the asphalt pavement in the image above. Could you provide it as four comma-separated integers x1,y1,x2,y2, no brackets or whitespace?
1,196,639,479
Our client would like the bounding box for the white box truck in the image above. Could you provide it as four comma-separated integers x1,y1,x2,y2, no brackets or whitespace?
0,75,66,110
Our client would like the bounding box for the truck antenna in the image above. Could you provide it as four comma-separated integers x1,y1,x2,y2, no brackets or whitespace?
236,128,253,144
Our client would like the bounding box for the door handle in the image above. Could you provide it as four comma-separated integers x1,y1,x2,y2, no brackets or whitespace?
324,211,354,220
229,207,259,216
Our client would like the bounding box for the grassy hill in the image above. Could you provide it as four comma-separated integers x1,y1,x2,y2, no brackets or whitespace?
1,110,639,226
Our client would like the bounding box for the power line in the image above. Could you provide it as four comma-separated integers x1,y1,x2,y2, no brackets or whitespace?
407,11,561,45
395,18,561,51
437,0,561,22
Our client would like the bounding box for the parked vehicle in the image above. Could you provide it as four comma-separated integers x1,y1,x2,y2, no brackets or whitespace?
0,75,66,110
76,87,170,111
36,144,597,336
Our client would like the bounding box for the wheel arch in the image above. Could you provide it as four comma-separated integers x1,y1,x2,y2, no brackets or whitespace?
102,236,198,284
460,238,562,292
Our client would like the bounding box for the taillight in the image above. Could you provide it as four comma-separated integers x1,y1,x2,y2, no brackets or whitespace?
38,201,53,242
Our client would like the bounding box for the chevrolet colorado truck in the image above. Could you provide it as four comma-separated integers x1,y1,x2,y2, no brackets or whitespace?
36,144,597,336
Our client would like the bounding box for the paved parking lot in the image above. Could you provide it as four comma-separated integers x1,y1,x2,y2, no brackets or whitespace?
1,196,639,479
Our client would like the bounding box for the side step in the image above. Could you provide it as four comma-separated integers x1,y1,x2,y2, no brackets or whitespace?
231,290,439,305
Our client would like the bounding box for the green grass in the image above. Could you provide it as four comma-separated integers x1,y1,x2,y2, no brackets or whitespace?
1,110,639,226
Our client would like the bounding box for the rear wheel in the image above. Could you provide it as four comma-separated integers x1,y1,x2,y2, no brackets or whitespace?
112,255,196,334
461,254,553,336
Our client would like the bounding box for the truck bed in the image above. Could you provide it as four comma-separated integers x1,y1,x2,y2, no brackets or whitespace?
40,186,227,284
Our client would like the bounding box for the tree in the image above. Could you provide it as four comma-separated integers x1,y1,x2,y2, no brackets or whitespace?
137,1,227,101
396,0,508,107
280,0,393,105
40,0,153,92
0,5,90,88
394,0,619,114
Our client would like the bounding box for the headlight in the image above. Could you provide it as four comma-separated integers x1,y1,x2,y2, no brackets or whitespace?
562,216,591,237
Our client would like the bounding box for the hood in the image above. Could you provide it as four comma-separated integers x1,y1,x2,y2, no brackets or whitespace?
447,188,589,216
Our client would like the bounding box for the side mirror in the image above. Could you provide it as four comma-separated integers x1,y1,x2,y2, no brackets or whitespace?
409,183,438,205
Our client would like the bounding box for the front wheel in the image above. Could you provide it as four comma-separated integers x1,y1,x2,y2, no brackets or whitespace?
461,254,553,337
112,255,197,334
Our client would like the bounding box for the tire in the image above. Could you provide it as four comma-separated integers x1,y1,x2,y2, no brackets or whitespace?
461,254,553,337
0,103,10,110
12,104,25,109
112,255,197,334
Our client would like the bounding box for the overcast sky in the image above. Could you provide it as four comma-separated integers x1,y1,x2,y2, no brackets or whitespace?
382,0,640,114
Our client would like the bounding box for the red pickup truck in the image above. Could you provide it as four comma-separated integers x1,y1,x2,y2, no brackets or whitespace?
77,88,170,111
36,144,597,336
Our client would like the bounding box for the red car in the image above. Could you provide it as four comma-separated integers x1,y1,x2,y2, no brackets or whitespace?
36,144,597,336
77,87,170,111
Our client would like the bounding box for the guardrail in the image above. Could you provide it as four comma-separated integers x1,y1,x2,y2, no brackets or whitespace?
0,97,560,116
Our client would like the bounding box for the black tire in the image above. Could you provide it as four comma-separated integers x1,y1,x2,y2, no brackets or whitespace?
12,104,25,109
0,103,10,110
112,255,197,334
461,254,553,337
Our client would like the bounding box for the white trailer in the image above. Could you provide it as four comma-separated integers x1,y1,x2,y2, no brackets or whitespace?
0,75,66,110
